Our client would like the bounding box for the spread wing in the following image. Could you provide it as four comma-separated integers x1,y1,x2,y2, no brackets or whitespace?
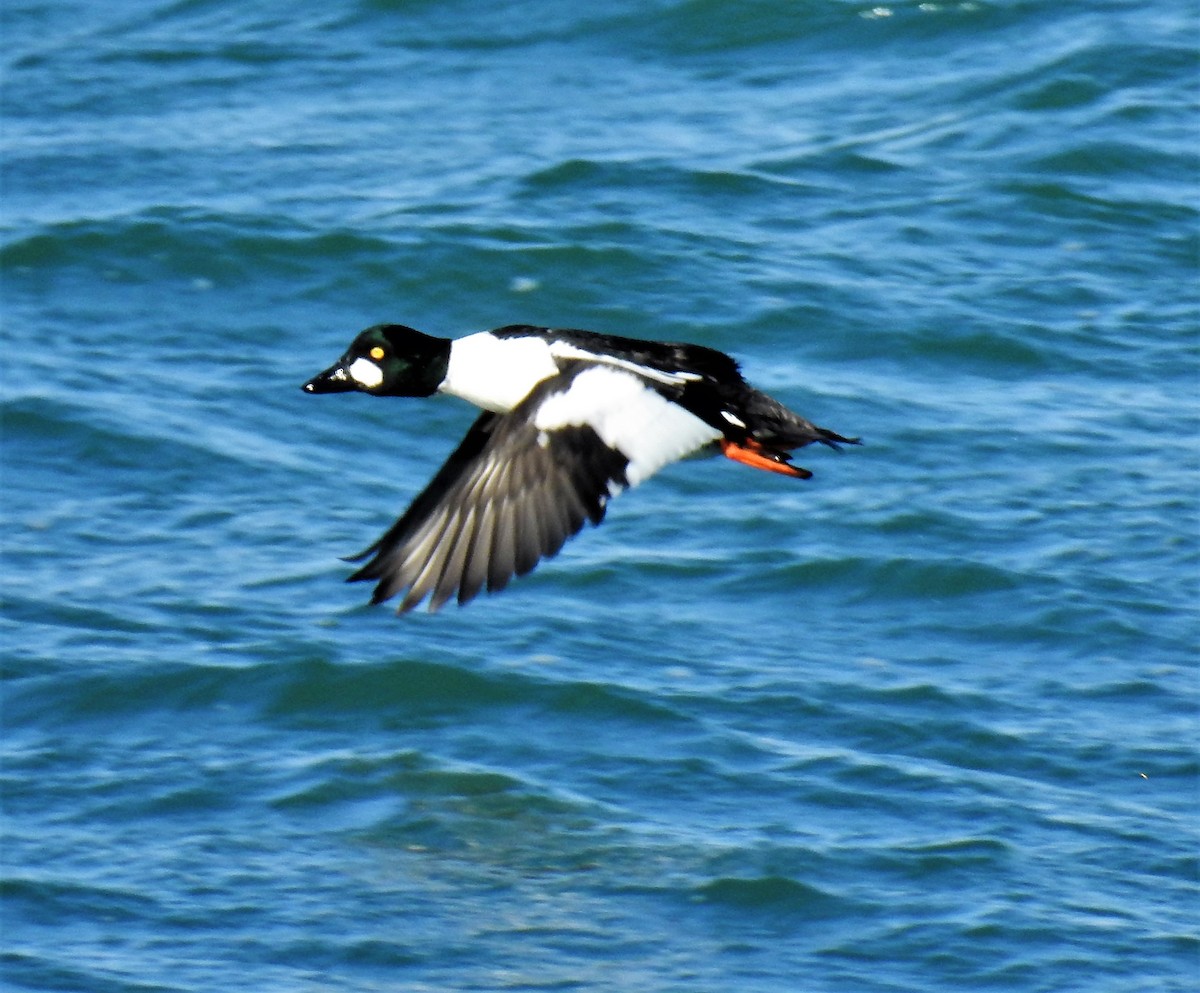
345,378,632,613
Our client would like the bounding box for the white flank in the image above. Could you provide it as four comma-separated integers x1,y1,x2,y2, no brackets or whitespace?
440,332,560,412
548,340,702,386
533,367,721,487
348,357,384,389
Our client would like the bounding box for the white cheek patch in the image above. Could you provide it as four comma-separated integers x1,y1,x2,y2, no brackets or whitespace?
348,357,384,389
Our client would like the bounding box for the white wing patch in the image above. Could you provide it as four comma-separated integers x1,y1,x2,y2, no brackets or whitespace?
548,341,703,387
533,367,721,487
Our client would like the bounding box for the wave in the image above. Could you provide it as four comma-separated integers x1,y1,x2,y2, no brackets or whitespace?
695,874,850,916
4,653,693,732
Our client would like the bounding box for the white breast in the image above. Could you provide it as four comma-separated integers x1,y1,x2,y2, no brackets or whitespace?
533,366,721,487
439,332,559,412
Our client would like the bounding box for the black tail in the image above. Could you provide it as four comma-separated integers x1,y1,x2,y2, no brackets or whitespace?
743,389,860,452
812,425,861,450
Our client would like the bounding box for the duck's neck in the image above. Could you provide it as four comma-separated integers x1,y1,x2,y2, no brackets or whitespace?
439,331,560,412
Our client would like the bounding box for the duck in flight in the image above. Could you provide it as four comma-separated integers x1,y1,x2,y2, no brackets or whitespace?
302,323,858,613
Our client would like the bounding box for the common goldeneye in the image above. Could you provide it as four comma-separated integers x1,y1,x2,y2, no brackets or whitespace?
303,323,857,613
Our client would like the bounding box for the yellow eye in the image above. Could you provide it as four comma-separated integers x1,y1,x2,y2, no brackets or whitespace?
369,346,385,361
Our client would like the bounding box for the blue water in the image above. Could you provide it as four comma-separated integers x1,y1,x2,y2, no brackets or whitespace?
3,1,1198,990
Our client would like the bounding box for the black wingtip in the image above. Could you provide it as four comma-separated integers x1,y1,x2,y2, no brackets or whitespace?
344,562,375,583
341,542,380,565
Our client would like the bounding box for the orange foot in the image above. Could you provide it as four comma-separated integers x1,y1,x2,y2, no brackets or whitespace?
720,438,812,479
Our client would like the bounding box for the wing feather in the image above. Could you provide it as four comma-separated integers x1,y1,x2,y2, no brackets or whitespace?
346,373,632,612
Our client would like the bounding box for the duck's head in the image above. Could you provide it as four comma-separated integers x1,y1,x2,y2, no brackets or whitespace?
302,324,450,397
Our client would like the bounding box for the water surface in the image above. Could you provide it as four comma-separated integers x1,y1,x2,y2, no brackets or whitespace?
3,2,1198,990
